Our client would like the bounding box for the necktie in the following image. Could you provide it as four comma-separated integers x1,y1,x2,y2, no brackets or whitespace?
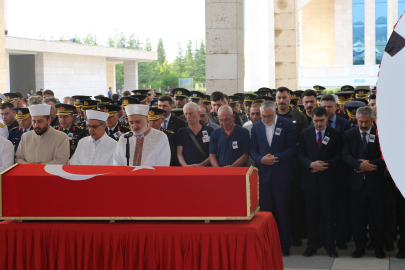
328,120,333,127
163,120,168,129
362,132,368,152
317,131,322,150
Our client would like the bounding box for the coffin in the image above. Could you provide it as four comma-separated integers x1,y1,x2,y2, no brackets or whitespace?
0,164,259,221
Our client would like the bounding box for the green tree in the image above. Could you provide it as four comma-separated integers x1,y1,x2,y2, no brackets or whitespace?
82,32,98,46
127,34,142,50
157,38,166,65
194,39,206,83
172,41,185,75
144,38,152,51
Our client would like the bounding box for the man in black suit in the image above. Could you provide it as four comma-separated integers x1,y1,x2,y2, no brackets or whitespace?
342,106,386,259
158,95,186,133
319,94,352,250
298,107,341,258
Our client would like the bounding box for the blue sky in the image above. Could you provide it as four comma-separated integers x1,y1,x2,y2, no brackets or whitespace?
6,0,206,62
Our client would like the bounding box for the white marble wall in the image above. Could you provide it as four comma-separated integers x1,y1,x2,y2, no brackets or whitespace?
0,0,6,93
205,0,244,95
245,0,276,91
35,53,107,101
123,61,138,91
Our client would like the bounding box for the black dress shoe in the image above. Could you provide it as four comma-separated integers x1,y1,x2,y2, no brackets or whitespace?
366,241,375,251
282,247,290,256
385,241,395,252
352,249,365,258
303,247,317,257
396,249,405,259
375,248,386,259
336,239,348,250
327,249,339,258
292,238,303,247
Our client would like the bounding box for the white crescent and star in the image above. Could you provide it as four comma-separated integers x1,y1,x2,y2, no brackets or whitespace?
44,165,155,180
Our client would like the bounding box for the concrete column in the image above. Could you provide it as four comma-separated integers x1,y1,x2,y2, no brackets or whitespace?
364,0,375,65
35,53,45,91
123,61,138,91
387,0,398,38
274,0,299,89
106,62,116,93
335,0,352,66
0,0,6,93
205,0,244,95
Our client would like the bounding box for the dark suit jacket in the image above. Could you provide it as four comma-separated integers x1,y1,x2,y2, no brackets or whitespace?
167,115,186,133
342,126,385,190
250,116,297,184
297,126,342,191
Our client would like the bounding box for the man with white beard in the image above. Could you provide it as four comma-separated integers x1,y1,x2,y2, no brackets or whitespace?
69,110,117,165
113,104,170,166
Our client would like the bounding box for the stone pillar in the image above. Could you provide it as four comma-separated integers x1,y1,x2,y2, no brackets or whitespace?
123,61,138,91
387,0,398,38
364,0,375,65
205,0,244,95
274,0,299,89
335,0,352,66
35,53,45,91
0,0,6,93
106,62,116,93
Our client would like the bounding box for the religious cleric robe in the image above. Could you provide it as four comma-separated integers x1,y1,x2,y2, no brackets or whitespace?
15,127,69,164
70,133,117,165
113,128,171,166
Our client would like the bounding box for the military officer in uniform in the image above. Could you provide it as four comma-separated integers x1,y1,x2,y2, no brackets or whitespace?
98,104,131,141
8,107,32,152
254,87,272,97
53,104,87,158
71,95,90,125
172,108,186,121
203,95,212,112
172,88,191,109
354,87,371,100
242,94,257,116
190,91,205,105
148,107,178,166
228,95,249,124
153,92,162,101
109,100,125,123
335,91,354,120
95,96,112,105
313,85,326,95
120,96,141,125
132,90,153,105
78,99,98,133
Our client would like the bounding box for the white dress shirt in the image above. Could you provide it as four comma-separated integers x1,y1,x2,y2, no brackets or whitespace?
265,115,278,147
162,114,171,129
359,126,371,142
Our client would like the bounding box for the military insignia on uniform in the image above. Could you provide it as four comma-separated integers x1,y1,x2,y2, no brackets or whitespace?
84,101,88,106
359,91,363,94
315,86,319,90
193,94,197,97
18,110,22,115
136,92,140,95
71,145,75,150
60,107,65,111
230,98,233,102
98,99,102,102
178,91,182,95
292,94,296,99
149,111,155,115
124,100,128,105
104,109,108,112
340,96,345,99
76,99,80,103
261,99,265,102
